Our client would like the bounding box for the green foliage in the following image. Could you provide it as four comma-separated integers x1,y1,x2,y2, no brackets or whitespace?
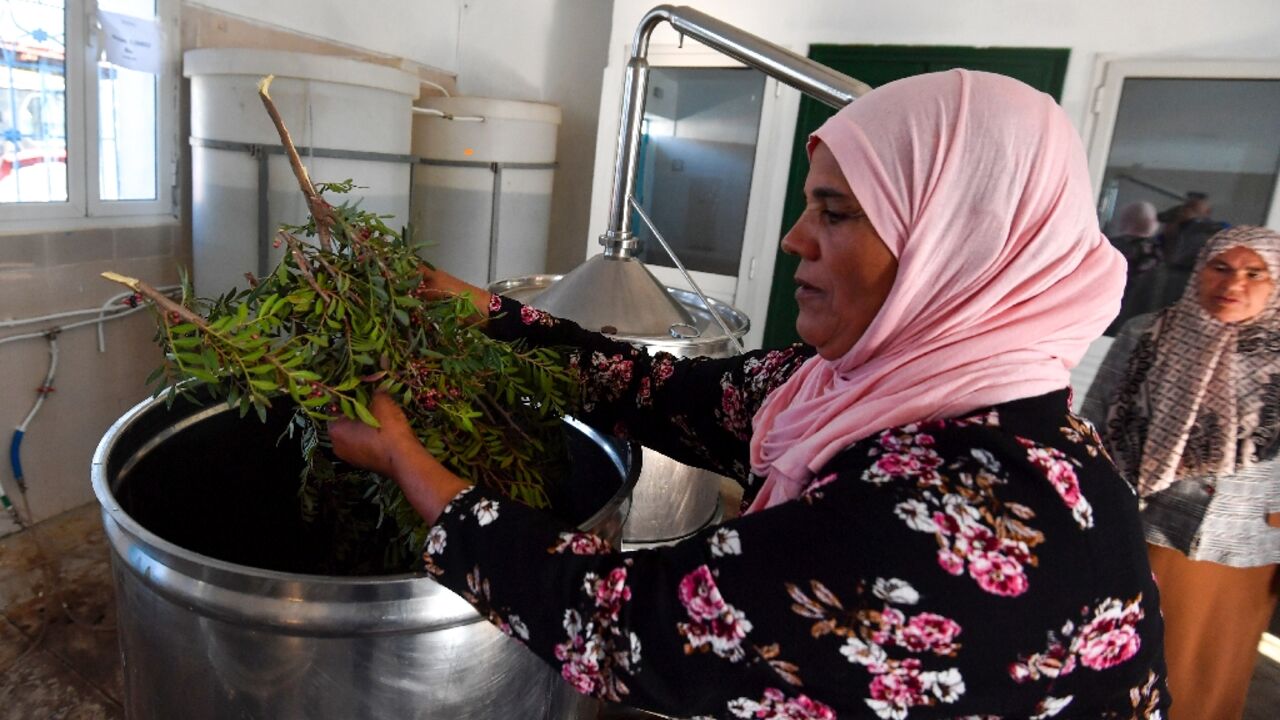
148,184,581,572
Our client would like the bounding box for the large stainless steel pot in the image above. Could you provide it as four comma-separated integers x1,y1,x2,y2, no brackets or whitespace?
490,274,749,549
92,391,639,719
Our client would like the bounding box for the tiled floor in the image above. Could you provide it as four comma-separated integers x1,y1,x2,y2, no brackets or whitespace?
0,505,121,720
0,503,1276,720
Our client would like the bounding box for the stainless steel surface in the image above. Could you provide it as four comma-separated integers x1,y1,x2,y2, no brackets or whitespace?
546,5,870,341
492,274,749,545
531,254,696,337
602,58,651,259
491,275,749,360
91,393,640,719
628,197,745,354
601,4,872,253
619,449,726,550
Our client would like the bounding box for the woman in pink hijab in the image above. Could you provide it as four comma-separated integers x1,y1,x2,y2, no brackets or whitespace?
333,70,1168,719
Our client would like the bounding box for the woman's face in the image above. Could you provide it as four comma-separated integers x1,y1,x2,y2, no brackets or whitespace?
1197,245,1275,323
781,142,898,360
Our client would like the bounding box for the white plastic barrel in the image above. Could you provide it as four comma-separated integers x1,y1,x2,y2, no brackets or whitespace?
184,49,419,297
411,97,561,287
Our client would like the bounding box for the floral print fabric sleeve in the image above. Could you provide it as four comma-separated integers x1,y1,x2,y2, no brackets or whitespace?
484,295,814,481
424,390,1168,719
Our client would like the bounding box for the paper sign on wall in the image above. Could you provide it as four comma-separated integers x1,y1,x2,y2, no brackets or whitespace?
98,10,162,74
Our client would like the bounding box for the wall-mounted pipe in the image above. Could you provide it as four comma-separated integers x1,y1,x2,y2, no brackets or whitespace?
600,4,873,257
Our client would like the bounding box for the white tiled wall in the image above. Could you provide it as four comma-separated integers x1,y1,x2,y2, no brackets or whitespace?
0,225,183,534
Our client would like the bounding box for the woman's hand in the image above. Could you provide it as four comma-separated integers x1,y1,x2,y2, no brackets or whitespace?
329,392,470,525
417,266,493,320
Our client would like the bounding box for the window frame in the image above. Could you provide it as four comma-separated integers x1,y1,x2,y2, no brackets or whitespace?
0,0,178,225
588,41,799,351
1081,56,1280,230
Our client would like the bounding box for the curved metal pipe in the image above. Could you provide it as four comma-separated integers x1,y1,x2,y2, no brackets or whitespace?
601,4,872,256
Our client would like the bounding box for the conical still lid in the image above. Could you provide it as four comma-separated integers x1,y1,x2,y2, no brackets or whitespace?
530,254,695,336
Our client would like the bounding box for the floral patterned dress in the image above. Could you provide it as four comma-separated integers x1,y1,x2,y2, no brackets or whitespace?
421,296,1169,720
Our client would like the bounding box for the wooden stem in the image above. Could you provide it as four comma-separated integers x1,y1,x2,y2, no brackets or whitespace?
257,75,333,252
101,272,207,329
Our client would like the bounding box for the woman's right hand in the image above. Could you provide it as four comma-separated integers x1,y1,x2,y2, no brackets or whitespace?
417,266,492,319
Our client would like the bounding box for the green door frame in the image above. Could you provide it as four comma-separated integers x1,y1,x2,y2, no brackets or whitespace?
761,45,1070,349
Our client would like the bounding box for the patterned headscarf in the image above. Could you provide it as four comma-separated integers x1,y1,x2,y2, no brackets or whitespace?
1102,225,1280,497
746,70,1125,512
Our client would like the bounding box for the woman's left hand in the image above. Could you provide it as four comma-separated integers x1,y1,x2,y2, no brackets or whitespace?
329,392,469,524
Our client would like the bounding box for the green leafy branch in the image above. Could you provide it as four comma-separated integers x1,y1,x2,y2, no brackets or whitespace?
101,76,582,573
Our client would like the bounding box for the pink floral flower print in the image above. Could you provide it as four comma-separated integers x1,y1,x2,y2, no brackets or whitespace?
894,499,937,532
876,433,1050,598
862,427,944,486
461,567,531,645
708,527,742,557
1010,595,1145,683
873,578,920,605
424,525,447,556
421,526,448,576
553,564,640,701
677,565,753,662
952,408,1001,427
589,567,633,617
936,549,965,576
801,472,840,503
575,351,636,411
1031,695,1073,719
487,293,504,315
1018,437,1094,529
519,304,556,326
788,578,965,716
726,688,836,719
841,636,889,668
899,613,963,655
715,373,752,440
1121,670,1164,719
1060,413,1110,461
635,377,652,408
651,354,676,385
548,531,614,555
504,614,530,641
472,498,500,526
867,660,966,720
740,347,804,394
1009,639,1076,683
1074,598,1143,671
968,551,1030,597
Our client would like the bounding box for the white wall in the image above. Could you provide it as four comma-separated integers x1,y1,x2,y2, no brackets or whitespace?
452,0,615,274
186,0,460,70
586,0,1280,349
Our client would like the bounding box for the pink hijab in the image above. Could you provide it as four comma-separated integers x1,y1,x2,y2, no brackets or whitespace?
746,69,1126,513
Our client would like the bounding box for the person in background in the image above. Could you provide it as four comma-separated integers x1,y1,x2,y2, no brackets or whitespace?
333,70,1168,719
1153,193,1230,311
1108,201,1162,274
1082,225,1280,720
1106,201,1163,334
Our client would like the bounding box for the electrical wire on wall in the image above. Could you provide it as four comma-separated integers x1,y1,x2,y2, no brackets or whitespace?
0,285,180,679
1,285,180,529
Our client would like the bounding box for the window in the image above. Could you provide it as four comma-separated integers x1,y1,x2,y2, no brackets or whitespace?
1083,59,1280,334
0,0,175,223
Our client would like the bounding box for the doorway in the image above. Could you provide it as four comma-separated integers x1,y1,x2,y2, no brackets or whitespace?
1083,59,1280,334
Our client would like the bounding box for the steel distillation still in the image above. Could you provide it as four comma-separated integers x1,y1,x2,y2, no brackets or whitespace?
532,4,872,341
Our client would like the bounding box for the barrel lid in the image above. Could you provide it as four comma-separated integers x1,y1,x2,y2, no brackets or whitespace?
417,96,562,125
183,49,421,99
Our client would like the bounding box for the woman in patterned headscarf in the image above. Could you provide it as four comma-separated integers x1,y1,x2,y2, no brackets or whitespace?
1083,225,1280,720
